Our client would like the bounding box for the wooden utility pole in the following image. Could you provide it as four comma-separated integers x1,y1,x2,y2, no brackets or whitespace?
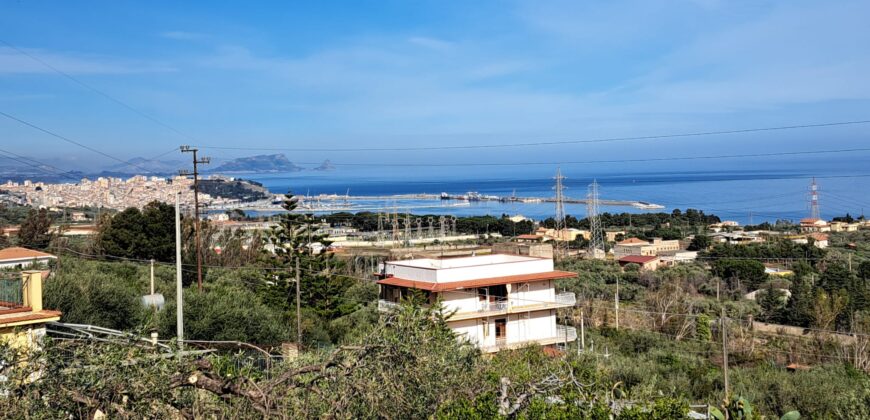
180,145,209,291
295,257,302,346
175,192,184,356
721,306,730,401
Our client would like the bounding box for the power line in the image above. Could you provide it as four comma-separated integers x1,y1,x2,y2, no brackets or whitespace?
199,120,870,152
0,39,199,144
0,111,159,174
0,148,81,181
261,146,870,167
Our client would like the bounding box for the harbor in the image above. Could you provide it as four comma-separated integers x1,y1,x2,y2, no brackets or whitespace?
209,191,664,214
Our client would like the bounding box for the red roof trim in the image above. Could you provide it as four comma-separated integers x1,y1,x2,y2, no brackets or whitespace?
377,270,578,292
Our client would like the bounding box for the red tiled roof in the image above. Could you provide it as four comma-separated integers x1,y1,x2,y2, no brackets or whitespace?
0,247,56,261
617,238,648,245
808,233,829,241
377,270,578,292
618,255,659,264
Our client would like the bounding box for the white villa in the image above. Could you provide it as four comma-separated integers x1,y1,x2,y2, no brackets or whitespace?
376,254,577,353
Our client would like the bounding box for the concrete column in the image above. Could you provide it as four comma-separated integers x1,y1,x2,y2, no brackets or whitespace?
21,270,43,311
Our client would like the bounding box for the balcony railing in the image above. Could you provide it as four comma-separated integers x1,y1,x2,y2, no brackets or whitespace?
377,299,401,312
555,292,576,307
0,277,24,309
557,325,577,343
478,299,508,312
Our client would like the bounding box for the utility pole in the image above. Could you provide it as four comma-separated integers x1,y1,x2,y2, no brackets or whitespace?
180,145,209,292
150,259,155,295
615,275,620,330
721,306,730,401
580,307,586,352
296,257,302,346
175,192,184,356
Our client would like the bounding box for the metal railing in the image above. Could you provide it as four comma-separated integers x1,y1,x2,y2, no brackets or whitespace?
557,325,577,342
555,292,576,306
478,299,508,312
0,277,24,309
377,299,400,312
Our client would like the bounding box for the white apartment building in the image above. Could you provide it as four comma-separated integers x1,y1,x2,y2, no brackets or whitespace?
377,254,577,353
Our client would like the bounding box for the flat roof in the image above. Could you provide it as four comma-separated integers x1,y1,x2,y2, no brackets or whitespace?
385,254,545,270
378,270,577,292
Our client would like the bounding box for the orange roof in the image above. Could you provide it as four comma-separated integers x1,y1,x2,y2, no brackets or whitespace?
515,234,542,240
0,310,61,327
617,238,648,245
808,233,829,241
0,247,56,261
618,255,659,264
377,270,578,292
800,218,826,225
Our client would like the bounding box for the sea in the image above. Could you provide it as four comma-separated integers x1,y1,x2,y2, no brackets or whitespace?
241,163,870,225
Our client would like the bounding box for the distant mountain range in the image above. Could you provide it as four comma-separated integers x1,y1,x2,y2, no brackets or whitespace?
0,153,333,183
104,157,184,174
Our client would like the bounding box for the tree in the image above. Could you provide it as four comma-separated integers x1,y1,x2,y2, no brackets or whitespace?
758,284,786,323
688,234,711,251
711,259,767,291
17,207,53,249
259,191,356,346
97,201,177,261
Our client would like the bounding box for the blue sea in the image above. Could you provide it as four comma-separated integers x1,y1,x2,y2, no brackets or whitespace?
242,164,870,224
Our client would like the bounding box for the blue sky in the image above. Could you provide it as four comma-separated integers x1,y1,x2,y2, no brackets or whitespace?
1,0,869,171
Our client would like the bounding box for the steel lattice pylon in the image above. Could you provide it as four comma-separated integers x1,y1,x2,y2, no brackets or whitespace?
586,179,605,259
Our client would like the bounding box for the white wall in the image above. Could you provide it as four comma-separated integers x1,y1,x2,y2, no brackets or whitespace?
448,309,558,350
0,257,53,269
440,291,480,314
385,256,553,284
510,281,555,307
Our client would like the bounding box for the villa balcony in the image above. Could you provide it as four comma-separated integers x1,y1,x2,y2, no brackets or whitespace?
450,292,576,321
482,324,577,353
0,278,25,310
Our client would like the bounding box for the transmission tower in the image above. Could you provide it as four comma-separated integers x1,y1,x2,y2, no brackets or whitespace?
586,179,606,259
377,212,384,242
416,218,423,239
809,177,821,220
427,217,435,238
553,168,568,259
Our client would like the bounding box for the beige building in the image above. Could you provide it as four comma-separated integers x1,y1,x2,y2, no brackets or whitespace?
612,237,680,258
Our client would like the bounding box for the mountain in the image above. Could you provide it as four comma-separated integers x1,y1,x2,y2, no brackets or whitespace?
210,154,304,173
104,157,183,175
313,159,335,171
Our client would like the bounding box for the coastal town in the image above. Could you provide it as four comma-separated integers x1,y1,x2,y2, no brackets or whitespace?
3,1,870,418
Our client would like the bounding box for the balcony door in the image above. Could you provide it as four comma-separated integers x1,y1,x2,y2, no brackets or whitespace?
495,318,507,344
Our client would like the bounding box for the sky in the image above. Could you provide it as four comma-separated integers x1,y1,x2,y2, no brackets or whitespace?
1,0,869,172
